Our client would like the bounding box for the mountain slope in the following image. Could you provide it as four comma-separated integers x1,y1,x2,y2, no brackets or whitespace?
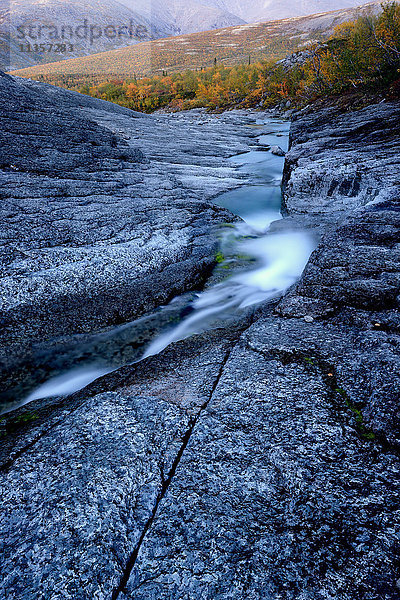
191,0,378,22
0,0,172,71
1,0,378,71
11,1,384,81
117,0,245,34
0,0,244,71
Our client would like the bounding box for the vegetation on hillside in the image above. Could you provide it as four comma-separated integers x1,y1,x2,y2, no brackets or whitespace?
11,11,331,81
33,2,400,111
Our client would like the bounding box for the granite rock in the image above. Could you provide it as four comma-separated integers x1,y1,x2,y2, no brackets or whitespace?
0,71,261,374
0,89,399,600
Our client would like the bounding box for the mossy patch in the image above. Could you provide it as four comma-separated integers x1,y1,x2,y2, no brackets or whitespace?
301,354,376,442
0,412,39,437
335,387,376,441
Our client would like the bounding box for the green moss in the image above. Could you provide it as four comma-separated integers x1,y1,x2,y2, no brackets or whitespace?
233,253,254,261
362,432,376,441
304,365,376,442
1,412,39,437
221,222,236,229
215,251,225,264
336,388,376,441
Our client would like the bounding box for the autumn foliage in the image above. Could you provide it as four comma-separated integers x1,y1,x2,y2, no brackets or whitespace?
35,2,400,112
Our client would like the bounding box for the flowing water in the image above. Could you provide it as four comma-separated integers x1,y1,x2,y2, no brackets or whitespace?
0,118,314,415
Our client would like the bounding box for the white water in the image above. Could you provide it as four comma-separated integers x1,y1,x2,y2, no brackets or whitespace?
2,118,314,413
143,231,313,358
16,367,112,410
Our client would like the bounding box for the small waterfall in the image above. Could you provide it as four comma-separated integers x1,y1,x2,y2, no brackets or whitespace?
143,231,313,358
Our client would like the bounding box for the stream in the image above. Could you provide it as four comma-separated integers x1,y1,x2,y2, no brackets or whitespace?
0,118,314,415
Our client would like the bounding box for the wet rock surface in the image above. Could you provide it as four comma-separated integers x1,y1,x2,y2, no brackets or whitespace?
1,89,400,600
0,71,260,376
282,100,400,228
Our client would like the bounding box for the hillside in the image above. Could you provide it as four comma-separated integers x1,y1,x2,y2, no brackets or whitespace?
1,0,377,72
116,0,376,30
116,0,245,35
10,1,383,81
170,0,378,22
1,0,165,71
0,0,245,72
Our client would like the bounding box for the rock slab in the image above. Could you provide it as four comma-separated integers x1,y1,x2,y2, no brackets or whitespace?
0,90,400,600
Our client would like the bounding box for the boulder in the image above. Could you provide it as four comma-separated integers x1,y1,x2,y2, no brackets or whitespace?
271,144,285,156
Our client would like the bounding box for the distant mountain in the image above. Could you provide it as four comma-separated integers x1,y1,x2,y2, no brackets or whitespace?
0,0,244,70
117,0,378,26
0,0,172,70
181,0,378,22
117,0,245,34
12,1,385,82
0,0,382,71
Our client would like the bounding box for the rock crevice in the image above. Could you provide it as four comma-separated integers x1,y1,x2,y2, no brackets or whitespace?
111,348,232,600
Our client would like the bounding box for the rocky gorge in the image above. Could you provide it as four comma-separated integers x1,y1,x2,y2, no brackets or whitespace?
0,71,399,599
